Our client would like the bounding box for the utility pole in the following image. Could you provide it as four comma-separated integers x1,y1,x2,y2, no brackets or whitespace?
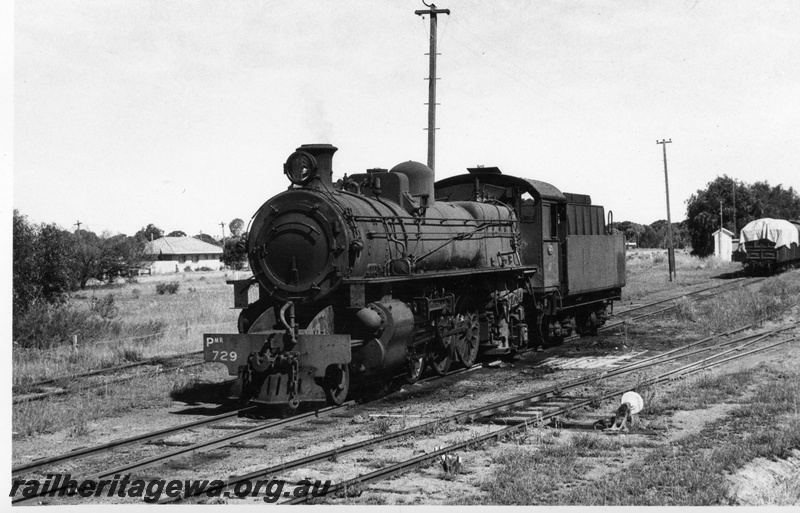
416,2,450,172
657,139,676,282
732,180,737,236
719,199,724,257
220,222,226,247
74,220,82,232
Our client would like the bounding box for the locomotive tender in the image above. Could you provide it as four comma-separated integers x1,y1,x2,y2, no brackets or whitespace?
204,144,625,408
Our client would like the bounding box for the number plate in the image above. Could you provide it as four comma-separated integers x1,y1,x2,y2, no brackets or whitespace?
203,333,282,375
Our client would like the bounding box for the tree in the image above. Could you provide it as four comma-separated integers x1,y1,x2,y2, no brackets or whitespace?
13,210,41,318
222,235,248,270
135,223,164,243
612,221,647,246
68,230,150,287
686,176,800,257
13,210,75,317
72,229,103,289
166,230,187,237
229,218,245,237
99,234,149,280
749,181,800,221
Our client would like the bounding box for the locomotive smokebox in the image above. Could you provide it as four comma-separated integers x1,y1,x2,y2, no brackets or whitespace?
298,143,338,189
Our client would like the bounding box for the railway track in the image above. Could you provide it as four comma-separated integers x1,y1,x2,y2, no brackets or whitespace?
613,276,749,316
11,277,764,405
595,276,767,336
11,282,793,504
13,353,207,405
286,326,798,504
11,359,486,494
153,319,796,504
13,314,796,505
10,402,354,504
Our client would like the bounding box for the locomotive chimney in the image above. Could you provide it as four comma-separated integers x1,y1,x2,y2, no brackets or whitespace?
298,143,338,190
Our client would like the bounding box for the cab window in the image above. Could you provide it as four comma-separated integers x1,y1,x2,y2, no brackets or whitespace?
520,192,535,221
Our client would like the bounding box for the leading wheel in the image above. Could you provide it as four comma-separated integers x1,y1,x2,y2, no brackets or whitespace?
323,364,350,406
454,311,480,368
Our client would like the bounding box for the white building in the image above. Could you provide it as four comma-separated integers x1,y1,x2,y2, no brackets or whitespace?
712,228,735,261
144,237,223,274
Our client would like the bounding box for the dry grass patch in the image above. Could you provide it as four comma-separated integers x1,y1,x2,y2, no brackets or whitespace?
13,271,240,386
13,364,229,438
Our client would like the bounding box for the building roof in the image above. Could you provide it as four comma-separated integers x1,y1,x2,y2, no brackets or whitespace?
145,236,223,255
711,228,735,237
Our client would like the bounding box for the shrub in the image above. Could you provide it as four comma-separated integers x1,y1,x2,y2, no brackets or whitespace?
12,303,166,349
196,266,214,272
90,293,118,319
672,296,697,322
156,282,180,295
131,288,141,299
184,265,193,272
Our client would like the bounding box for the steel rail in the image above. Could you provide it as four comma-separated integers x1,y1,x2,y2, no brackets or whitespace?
13,360,209,405
591,277,770,336
161,321,794,504
287,333,797,504
16,350,205,392
613,277,749,316
11,402,354,504
17,302,796,504
12,405,256,477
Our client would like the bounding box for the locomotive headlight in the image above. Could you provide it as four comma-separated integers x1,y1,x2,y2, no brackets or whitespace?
284,151,318,186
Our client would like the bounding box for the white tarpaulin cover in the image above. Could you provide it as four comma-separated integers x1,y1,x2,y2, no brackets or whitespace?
739,218,800,252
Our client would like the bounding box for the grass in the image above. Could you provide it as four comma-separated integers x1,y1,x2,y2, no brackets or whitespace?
12,270,242,438
479,443,588,504
641,367,755,415
477,361,800,506
696,273,800,332
12,270,240,386
474,262,800,506
622,249,741,302
626,268,800,339
13,364,230,438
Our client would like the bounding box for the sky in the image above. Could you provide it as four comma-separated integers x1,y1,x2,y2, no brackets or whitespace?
10,0,800,238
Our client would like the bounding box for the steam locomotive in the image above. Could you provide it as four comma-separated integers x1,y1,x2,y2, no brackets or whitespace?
204,144,625,408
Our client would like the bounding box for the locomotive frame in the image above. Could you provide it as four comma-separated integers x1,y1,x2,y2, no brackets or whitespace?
204,144,625,409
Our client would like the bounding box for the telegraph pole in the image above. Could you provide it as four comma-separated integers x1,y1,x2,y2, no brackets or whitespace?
74,220,82,232
220,222,226,247
657,139,676,281
415,2,450,172
732,180,737,236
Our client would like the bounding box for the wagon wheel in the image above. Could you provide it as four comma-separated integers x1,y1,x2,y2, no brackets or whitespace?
454,311,480,367
405,354,426,384
542,315,565,347
323,364,350,406
428,330,453,376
